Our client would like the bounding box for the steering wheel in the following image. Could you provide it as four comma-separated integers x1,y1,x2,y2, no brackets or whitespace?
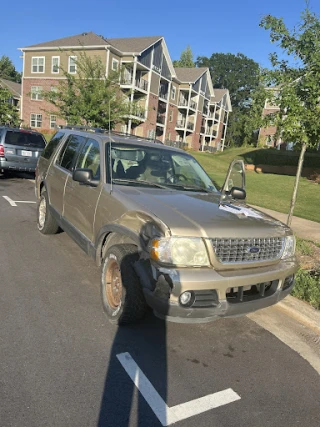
166,173,188,184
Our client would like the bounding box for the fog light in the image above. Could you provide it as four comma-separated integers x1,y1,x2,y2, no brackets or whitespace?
179,291,194,307
283,274,295,290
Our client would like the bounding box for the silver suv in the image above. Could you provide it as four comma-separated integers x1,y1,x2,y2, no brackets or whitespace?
35,126,298,325
0,127,46,175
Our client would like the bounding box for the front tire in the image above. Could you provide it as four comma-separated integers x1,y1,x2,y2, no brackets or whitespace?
101,244,147,325
37,189,59,235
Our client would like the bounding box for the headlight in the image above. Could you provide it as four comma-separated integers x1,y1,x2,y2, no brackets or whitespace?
281,235,296,259
150,237,210,266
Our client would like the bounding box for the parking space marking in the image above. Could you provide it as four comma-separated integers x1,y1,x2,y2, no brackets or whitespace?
28,179,35,183
117,352,241,426
2,196,36,206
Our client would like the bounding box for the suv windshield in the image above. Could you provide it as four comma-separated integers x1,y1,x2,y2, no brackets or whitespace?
108,143,217,192
5,130,45,148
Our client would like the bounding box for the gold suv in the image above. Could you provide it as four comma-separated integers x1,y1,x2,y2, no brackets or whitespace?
35,127,298,325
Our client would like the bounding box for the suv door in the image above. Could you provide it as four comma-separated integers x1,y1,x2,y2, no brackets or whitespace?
63,138,102,242
46,134,86,216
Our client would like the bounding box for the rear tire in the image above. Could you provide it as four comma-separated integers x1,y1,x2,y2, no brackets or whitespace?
37,188,59,235
101,244,147,325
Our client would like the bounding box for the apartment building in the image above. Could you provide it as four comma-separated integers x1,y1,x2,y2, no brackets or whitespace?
19,32,231,150
258,87,282,148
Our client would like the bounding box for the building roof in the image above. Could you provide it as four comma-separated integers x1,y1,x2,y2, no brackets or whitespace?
211,89,229,103
174,67,208,83
23,32,163,54
107,36,162,53
0,78,21,97
23,32,108,49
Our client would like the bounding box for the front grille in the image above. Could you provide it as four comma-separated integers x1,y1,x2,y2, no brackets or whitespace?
211,237,284,264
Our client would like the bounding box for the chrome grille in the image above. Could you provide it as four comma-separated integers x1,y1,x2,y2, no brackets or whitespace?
211,237,284,264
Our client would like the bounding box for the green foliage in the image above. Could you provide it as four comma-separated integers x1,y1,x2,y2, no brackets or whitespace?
240,148,320,168
0,86,20,126
0,56,21,83
196,53,260,108
260,7,320,149
173,46,195,68
296,238,314,256
40,51,139,129
292,269,320,310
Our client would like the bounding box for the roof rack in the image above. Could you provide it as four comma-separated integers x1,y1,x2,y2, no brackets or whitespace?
55,125,163,145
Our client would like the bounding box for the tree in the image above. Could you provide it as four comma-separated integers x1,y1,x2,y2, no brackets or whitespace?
260,6,320,225
41,52,139,129
0,86,20,126
0,56,21,83
173,46,195,68
196,53,260,107
197,53,262,147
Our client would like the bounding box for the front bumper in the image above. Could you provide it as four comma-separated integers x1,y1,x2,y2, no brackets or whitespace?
142,259,298,323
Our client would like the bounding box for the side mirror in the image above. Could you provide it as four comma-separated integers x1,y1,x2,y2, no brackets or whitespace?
230,186,246,200
73,168,99,187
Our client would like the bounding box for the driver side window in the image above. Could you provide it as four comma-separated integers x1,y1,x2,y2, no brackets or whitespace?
76,138,101,180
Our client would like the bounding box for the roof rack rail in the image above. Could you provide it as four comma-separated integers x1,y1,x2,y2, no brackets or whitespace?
55,125,163,145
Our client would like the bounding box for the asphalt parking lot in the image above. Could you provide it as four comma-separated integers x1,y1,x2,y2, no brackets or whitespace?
1,174,319,427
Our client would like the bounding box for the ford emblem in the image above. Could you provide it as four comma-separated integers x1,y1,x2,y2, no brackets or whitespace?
248,246,260,254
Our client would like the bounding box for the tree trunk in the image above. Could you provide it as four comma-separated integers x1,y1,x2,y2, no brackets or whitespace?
286,142,307,226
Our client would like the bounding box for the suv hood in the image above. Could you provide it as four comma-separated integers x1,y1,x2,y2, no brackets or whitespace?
117,187,291,239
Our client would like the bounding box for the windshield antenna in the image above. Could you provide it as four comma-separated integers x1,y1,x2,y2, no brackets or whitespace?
109,99,113,193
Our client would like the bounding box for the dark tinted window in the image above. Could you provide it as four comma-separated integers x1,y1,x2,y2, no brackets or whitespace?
5,130,46,148
57,134,86,171
41,131,65,160
76,138,100,179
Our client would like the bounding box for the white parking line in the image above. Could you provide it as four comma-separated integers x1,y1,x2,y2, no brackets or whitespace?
117,352,241,426
2,196,36,206
28,179,35,183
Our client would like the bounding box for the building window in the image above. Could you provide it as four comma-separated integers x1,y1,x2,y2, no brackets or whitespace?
68,56,77,74
31,86,43,101
52,56,60,73
171,86,176,100
31,57,45,73
50,115,57,129
112,58,119,71
30,114,42,128
169,110,173,122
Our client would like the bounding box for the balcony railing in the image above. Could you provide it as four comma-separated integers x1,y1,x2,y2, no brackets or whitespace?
157,114,165,125
178,97,188,107
176,119,186,128
187,121,194,130
190,100,197,110
200,126,205,133
131,109,146,120
159,90,168,100
135,79,148,91
121,76,133,85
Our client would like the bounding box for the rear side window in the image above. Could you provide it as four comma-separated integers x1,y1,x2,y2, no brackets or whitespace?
57,134,86,171
41,131,65,160
76,138,101,179
5,131,46,148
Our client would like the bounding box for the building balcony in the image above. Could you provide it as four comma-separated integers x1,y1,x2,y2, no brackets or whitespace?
159,90,168,100
135,79,148,91
176,119,186,128
189,100,197,110
178,97,188,107
200,126,205,133
186,121,194,131
121,76,133,85
157,114,165,125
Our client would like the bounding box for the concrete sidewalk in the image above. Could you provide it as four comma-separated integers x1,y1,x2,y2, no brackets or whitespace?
251,205,320,243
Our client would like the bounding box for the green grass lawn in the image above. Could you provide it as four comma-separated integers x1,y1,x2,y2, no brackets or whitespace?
192,149,320,223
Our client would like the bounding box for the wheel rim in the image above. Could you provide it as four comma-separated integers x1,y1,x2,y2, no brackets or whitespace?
38,196,46,229
105,259,122,310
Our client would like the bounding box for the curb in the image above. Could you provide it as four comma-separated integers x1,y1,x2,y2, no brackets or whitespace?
276,295,320,335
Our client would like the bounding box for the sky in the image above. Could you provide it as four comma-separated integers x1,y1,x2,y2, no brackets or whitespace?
1,0,320,73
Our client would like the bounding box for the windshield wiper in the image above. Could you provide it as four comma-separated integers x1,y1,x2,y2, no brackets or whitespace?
112,178,170,189
165,183,212,193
